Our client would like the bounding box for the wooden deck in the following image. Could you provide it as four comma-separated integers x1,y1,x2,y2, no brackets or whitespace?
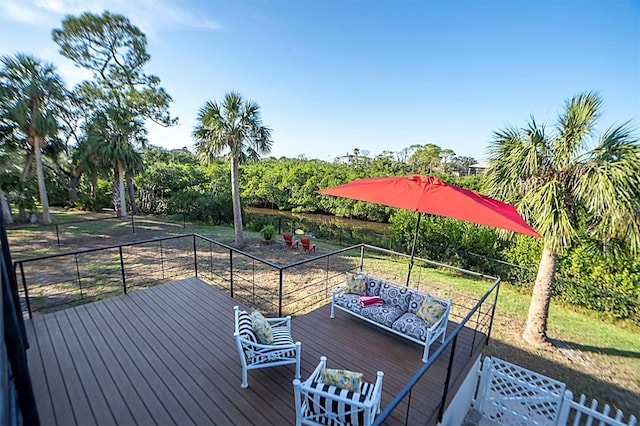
26,277,485,425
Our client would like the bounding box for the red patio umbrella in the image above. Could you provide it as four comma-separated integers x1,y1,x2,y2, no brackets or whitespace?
317,175,541,283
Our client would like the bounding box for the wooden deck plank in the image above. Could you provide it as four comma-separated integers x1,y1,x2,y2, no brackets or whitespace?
26,276,486,425
47,311,98,425
25,321,56,425
53,310,117,425
106,289,241,425
30,315,76,425
90,300,193,423
63,308,137,425
74,304,157,425
151,278,295,424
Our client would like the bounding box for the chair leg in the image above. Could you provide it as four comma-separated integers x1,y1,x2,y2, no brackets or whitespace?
242,367,249,388
295,342,302,379
422,343,430,363
293,379,303,426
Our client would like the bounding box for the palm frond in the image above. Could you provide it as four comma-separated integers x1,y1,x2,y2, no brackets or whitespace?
527,179,578,251
573,123,640,253
553,91,601,167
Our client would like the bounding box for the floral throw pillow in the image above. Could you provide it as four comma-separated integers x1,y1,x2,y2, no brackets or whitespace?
416,298,445,327
321,368,363,392
345,272,367,294
252,310,274,344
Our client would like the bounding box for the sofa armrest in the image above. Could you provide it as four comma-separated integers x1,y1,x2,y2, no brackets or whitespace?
332,286,348,297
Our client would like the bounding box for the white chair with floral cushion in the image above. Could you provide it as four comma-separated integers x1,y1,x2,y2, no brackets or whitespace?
233,306,301,388
293,356,384,426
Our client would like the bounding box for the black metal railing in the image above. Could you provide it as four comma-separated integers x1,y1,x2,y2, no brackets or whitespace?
6,212,187,254
14,234,499,424
373,278,500,425
15,234,195,317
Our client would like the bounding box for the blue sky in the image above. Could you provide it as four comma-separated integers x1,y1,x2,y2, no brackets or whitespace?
1,0,638,162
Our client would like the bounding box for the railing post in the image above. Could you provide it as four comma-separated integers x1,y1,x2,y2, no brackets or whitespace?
251,260,256,305
193,234,198,278
160,240,165,280
55,224,60,246
278,268,284,317
75,254,83,299
486,280,500,343
404,388,413,425
130,215,135,234
119,246,127,294
359,244,365,271
325,256,330,299
209,241,213,274
17,262,32,319
438,334,459,422
229,249,234,298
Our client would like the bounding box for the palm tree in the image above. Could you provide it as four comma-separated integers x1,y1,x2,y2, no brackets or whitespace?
193,92,273,244
85,107,146,218
0,54,65,224
485,92,640,347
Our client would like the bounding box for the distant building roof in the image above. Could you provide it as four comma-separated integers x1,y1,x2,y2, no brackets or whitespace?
470,162,489,169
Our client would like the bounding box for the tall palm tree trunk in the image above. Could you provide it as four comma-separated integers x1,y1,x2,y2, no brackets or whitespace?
126,172,138,215
523,242,557,346
116,163,127,219
34,135,51,224
230,156,243,244
90,173,98,200
18,156,33,222
68,169,81,204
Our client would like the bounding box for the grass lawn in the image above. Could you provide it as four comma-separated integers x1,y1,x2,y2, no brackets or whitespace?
6,208,640,417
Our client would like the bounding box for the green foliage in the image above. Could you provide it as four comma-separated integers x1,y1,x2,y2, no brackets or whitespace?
389,210,508,273
483,92,640,335
134,147,234,225
259,224,276,240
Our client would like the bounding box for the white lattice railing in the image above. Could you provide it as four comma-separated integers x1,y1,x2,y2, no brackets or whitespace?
471,356,637,426
557,391,637,426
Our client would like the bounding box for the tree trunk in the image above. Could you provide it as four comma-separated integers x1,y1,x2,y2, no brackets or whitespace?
230,156,243,244
0,190,13,224
90,173,97,200
118,163,127,218
126,172,138,215
523,242,558,347
68,169,81,205
34,135,51,224
113,164,128,218
18,156,33,223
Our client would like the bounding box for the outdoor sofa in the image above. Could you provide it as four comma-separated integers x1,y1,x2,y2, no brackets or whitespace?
330,272,452,362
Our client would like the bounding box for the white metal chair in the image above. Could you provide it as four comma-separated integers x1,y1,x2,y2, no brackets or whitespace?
293,356,384,426
233,305,301,388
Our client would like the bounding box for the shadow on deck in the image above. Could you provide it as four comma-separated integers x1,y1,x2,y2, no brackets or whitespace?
27,277,485,425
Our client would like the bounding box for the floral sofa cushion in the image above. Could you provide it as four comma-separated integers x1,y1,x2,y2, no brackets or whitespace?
321,368,363,392
334,294,364,315
345,272,367,294
407,291,429,314
379,283,412,312
391,312,430,342
416,298,446,327
252,310,274,344
359,305,405,328
365,276,385,296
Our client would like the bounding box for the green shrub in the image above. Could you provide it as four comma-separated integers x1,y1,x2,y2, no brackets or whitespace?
260,224,277,240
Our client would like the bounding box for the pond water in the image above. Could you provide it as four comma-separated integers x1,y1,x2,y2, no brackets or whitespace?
246,207,390,235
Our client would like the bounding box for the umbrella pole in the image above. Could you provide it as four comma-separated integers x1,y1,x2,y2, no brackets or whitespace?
406,212,422,286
